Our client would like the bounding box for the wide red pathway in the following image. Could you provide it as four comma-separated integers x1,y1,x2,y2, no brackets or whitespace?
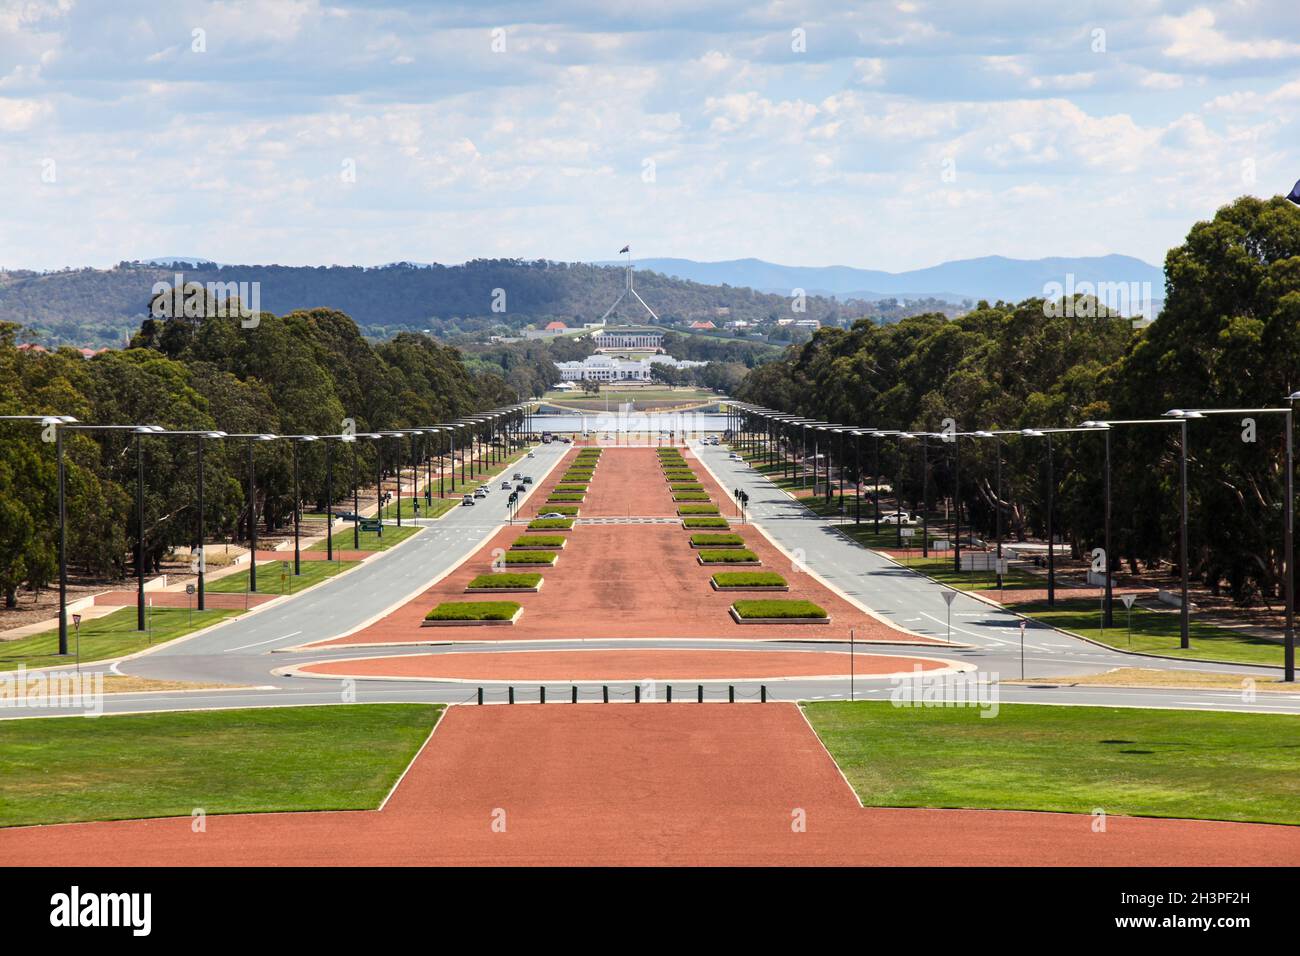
4,704,1297,866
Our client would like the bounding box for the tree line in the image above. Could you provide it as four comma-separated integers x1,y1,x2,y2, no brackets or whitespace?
0,308,516,607
737,195,1300,606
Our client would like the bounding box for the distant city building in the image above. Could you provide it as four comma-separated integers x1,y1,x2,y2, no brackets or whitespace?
544,321,568,331
555,352,705,382
688,320,716,330
591,329,664,352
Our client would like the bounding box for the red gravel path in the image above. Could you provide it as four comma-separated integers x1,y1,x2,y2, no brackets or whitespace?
295,648,953,682
3,704,1296,866
94,590,276,609
306,447,932,647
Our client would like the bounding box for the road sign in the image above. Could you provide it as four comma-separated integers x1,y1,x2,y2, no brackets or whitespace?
900,527,915,538
185,583,196,595
942,591,957,606
1121,594,1136,609
71,613,81,630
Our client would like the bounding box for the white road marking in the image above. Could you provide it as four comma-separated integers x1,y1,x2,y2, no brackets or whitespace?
223,631,302,653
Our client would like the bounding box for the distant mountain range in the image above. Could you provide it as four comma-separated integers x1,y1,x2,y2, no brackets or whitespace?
595,254,1165,305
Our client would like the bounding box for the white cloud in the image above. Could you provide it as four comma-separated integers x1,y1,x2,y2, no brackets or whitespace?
1158,7,1300,66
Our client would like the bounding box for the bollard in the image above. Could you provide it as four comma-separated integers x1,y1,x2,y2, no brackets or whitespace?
761,684,767,703
508,686,514,705
477,687,483,705
635,685,641,703
728,685,735,703
540,685,545,704
602,684,609,703
571,685,577,703
666,684,672,703
697,684,703,703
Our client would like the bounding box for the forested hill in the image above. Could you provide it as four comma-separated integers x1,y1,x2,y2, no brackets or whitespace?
0,259,857,347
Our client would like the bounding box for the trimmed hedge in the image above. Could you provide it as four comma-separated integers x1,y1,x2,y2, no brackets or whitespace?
425,601,520,621
678,504,721,515
553,484,588,493
467,573,542,589
669,483,705,492
503,550,559,565
731,599,828,619
690,533,745,547
541,505,580,516
682,517,730,529
673,491,711,501
514,535,565,548
711,572,788,588
527,518,574,530
548,493,586,502
698,549,760,563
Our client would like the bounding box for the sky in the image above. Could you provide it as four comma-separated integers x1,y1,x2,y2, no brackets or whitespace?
1,0,1298,272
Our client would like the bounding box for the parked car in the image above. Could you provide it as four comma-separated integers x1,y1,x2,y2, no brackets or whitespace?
538,512,566,519
460,495,475,507
878,511,917,525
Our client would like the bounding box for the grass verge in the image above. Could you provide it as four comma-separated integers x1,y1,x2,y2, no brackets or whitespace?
0,704,441,827
804,699,1300,825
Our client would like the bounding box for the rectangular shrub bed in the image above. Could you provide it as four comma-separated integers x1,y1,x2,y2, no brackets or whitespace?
466,573,543,594
690,533,746,548
542,505,580,516
673,491,712,501
663,469,696,478
548,493,586,502
669,483,705,492
711,571,789,592
553,484,588,494
527,518,574,530
422,601,523,626
562,471,594,480
729,599,829,624
678,504,721,515
682,517,731,529
513,535,566,549
697,548,761,565
502,550,559,566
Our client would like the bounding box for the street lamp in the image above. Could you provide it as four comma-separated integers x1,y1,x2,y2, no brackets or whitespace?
1169,404,1295,680
280,436,318,575
151,429,228,609
226,433,278,592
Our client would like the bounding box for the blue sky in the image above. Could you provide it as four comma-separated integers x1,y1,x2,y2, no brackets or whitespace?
1,0,1297,271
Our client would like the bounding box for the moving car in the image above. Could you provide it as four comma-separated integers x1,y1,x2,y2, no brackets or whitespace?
513,472,523,480
515,483,526,492
501,481,512,490
460,495,475,507
522,476,534,485
538,512,566,519
474,488,488,499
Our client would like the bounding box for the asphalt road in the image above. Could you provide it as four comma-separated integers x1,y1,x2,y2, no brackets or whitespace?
5,438,1299,718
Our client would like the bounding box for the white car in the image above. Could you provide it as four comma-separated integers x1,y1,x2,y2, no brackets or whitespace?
878,511,917,525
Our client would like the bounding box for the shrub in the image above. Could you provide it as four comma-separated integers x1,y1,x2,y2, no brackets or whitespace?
548,493,585,502
514,535,565,548
543,505,580,516
425,601,521,621
690,533,745,547
711,572,788,588
670,483,705,492
731,599,827,619
466,573,542,590
673,491,711,501
554,484,588,493
527,518,574,530
682,517,730,529
503,550,559,565
698,549,759,563
678,504,720,515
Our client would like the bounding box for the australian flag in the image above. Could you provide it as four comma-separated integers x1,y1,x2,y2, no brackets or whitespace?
1288,179,1300,205
619,245,629,254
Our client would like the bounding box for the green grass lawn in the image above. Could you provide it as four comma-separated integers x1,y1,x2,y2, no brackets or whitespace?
207,559,360,595
1016,599,1286,667
424,601,521,621
0,704,441,827
306,523,421,552
804,700,1300,825
379,497,456,520
0,606,243,672
894,556,1044,591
